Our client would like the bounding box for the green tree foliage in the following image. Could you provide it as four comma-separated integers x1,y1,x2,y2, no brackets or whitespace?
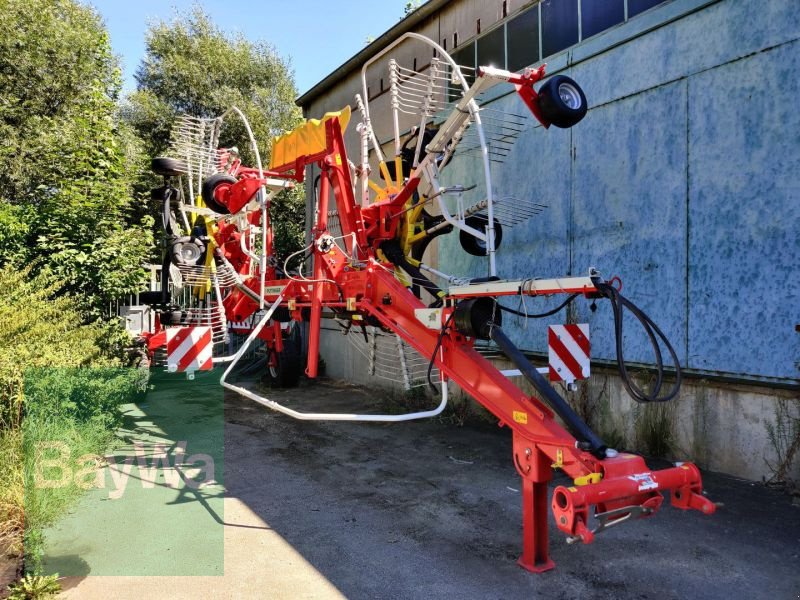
404,1,424,16
0,0,154,309
124,8,306,259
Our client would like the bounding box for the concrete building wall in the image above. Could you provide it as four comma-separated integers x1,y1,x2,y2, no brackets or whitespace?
299,0,800,482
443,0,799,375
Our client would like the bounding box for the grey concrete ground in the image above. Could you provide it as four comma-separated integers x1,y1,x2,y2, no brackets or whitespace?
59,376,799,599
222,379,800,600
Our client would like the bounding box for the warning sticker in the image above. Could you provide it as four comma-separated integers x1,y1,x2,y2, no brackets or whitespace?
628,472,658,491
512,411,528,424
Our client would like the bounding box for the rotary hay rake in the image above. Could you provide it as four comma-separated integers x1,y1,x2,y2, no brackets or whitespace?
138,33,716,572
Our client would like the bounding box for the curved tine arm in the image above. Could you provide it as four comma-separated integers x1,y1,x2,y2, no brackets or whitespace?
219,105,264,178
220,293,450,422
360,32,470,137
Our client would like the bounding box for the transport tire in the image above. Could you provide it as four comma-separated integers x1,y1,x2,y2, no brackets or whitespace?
169,236,206,267
263,325,303,388
160,309,184,325
139,290,170,306
201,173,237,214
536,75,588,128
459,215,503,257
151,157,188,177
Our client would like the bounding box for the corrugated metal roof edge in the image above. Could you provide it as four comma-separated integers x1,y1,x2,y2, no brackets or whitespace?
295,0,450,109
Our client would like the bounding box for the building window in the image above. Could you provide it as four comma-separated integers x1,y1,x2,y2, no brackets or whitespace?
541,0,579,58
449,42,475,101
438,0,669,88
581,0,624,39
628,0,666,18
506,6,539,72
451,42,475,80
477,24,505,69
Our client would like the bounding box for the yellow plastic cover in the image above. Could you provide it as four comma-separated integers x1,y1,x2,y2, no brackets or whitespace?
269,106,351,170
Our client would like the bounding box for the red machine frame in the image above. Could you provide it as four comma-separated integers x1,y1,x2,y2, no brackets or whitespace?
146,66,716,573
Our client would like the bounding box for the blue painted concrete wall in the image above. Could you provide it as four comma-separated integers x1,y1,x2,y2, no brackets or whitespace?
439,0,800,383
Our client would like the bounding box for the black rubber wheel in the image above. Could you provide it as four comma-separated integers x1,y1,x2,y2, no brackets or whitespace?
160,310,184,325
201,173,237,214
169,236,206,267
139,290,171,306
151,157,188,177
459,215,503,257
263,326,303,388
536,75,588,128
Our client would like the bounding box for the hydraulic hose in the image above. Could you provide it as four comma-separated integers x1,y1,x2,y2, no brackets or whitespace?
594,282,682,403
489,324,607,458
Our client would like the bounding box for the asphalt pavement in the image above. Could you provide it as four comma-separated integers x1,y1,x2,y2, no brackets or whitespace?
55,375,800,599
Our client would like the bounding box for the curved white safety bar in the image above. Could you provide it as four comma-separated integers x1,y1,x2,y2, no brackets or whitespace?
220,292,450,422
360,32,497,276
218,106,269,306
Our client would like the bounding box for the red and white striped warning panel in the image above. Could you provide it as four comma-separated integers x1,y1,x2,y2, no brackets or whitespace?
166,326,213,373
548,324,590,384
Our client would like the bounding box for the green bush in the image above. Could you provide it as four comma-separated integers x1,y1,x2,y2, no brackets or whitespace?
24,367,147,430
0,265,147,570
0,266,117,430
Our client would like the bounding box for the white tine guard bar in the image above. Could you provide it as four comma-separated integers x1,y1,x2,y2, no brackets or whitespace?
220,291,450,422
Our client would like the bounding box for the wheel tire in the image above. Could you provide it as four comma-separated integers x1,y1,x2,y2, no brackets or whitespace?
160,310,183,325
201,173,237,214
139,290,170,306
263,326,303,388
536,75,588,128
151,157,188,177
459,215,503,257
169,236,206,267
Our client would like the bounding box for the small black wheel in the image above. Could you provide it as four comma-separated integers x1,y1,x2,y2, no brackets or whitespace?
263,325,303,388
169,236,206,267
160,310,184,325
536,75,588,128
151,157,188,177
201,173,237,214
139,290,171,306
459,215,503,257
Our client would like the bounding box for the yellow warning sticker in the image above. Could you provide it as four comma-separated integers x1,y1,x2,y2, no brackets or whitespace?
574,472,602,486
512,411,528,424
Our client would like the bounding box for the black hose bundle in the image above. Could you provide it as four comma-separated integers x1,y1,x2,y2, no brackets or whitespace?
496,294,578,319
426,282,681,405
594,282,682,403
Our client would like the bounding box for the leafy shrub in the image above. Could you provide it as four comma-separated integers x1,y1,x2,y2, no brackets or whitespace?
0,265,147,570
6,573,61,599
0,266,116,430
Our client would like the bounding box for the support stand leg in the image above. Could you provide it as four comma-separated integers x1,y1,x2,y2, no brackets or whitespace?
518,477,555,572
515,443,555,573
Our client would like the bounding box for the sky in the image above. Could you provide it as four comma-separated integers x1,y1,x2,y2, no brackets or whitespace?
88,0,414,98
